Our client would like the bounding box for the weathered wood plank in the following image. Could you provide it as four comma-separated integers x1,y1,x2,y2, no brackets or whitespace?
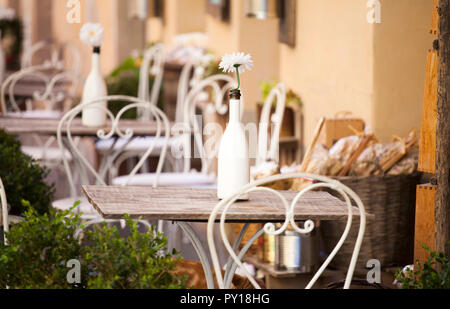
418,50,438,174
82,186,372,223
415,184,436,263
0,117,169,136
431,0,439,34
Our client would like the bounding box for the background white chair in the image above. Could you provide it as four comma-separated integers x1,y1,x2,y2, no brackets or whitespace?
95,44,166,171
0,62,81,166
111,74,238,188
21,38,81,76
53,95,170,221
255,82,286,167
251,83,287,180
207,173,367,289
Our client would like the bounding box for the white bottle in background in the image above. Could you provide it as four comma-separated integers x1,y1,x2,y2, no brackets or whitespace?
81,47,107,127
217,89,250,200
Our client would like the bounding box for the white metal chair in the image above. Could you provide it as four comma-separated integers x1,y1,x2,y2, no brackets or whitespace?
251,83,286,179
256,82,286,166
207,173,367,289
111,74,239,188
137,43,165,116
0,31,5,84
0,62,81,165
96,52,192,172
0,177,24,245
53,95,170,221
21,39,82,76
95,44,167,169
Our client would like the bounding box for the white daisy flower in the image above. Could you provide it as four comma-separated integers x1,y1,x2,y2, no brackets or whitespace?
80,23,104,47
219,52,253,74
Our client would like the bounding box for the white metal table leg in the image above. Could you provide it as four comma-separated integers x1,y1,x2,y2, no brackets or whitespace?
223,223,250,285
176,221,215,289
224,226,265,289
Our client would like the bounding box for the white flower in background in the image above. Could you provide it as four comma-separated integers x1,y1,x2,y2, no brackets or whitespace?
0,7,15,20
173,32,208,48
80,23,104,47
219,52,253,74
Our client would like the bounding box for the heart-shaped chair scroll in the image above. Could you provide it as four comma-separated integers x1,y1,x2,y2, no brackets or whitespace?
207,172,367,289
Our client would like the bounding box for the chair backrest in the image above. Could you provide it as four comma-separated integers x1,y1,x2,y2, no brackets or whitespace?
257,83,286,166
174,60,196,124
175,74,242,175
174,54,218,123
0,31,5,84
0,177,8,244
21,39,81,75
137,43,164,120
207,172,367,289
0,63,81,115
57,95,170,198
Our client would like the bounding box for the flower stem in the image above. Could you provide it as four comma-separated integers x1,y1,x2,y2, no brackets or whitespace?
234,64,241,90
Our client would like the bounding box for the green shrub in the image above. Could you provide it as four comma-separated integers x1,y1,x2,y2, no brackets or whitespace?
395,244,450,289
83,216,185,289
0,129,54,216
259,80,302,108
0,203,186,289
0,202,84,289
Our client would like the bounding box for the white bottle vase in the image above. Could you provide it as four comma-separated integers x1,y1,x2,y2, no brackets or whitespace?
217,90,250,200
81,48,107,127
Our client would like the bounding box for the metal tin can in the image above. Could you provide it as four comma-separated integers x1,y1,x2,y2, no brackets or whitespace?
275,227,319,273
262,233,276,265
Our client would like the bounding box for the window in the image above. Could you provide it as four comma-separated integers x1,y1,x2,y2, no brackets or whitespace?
279,0,296,47
206,0,230,22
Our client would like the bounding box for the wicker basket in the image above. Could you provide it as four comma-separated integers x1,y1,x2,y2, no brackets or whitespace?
321,173,420,272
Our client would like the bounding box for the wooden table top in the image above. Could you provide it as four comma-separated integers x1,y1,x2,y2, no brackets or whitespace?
0,116,170,136
82,186,371,223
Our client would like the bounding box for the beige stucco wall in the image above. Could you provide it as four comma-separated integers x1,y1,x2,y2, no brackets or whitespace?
279,0,433,146
5,0,434,151
372,0,433,141
51,0,147,78
279,0,375,147
148,0,206,48
206,0,280,118
51,0,118,77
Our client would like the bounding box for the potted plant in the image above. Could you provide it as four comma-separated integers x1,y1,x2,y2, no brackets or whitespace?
106,52,163,119
257,81,303,138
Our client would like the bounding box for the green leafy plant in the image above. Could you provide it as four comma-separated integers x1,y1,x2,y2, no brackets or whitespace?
0,203,186,289
83,215,186,289
259,80,302,108
0,202,85,289
0,129,54,216
395,244,450,289
202,57,222,79
106,55,163,119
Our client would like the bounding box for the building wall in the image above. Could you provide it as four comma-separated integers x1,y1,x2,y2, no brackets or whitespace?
279,0,375,147
206,0,280,119
279,0,433,146
372,0,433,141
148,0,207,47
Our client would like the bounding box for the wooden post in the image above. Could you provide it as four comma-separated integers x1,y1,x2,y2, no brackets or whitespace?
435,0,450,256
